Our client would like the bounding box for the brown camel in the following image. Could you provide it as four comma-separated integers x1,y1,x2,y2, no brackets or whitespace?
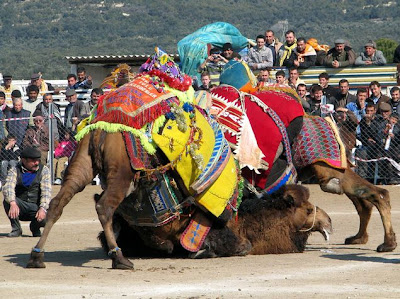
26,130,251,269
97,184,332,257
209,86,396,252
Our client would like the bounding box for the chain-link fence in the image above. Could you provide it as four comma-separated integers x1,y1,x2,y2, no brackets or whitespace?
2,103,399,186
332,111,400,185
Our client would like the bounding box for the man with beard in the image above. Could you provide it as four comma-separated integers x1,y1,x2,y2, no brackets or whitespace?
2,146,51,237
279,30,297,67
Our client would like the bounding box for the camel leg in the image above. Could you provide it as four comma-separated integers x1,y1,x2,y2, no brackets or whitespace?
27,135,95,268
95,133,135,269
342,167,396,252
344,196,373,245
311,162,396,252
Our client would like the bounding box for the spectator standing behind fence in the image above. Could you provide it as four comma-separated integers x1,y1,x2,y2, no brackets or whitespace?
0,75,23,101
368,81,390,111
296,84,310,112
247,35,273,71
53,130,77,185
67,74,79,90
78,88,103,120
34,93,62,141
318,72,337,100
355,41,386,66
76,67,93,89
0,134,20,188
221,43,240,61
24,85,41,125
29,73,54,95
22,111,51,163
343,88,368,137
5,98,30,147
382,113,400,184
389,87,400,117
333,79,357,109
358,104,380,180
0,91,7,140
64,89,80,134
2,146,51,237
323,39,356,68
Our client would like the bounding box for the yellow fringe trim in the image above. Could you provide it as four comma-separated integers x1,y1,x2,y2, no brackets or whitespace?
75,121,158,155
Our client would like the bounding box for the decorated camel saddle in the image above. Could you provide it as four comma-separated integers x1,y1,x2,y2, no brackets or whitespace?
76,48,240,252
207,60,347,193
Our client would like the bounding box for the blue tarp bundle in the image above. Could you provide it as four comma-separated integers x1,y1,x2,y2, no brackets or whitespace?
177,22,249,80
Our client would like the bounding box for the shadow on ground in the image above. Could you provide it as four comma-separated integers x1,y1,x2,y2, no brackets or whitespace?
4,247,107,268
322,253,400,264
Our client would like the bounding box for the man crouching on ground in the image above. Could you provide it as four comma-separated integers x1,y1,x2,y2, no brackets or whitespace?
3,146,51,237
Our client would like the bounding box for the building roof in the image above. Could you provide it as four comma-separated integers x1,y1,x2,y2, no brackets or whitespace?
65,54,180,65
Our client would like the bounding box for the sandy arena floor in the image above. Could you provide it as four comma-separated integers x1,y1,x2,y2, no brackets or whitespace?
1,184,400,298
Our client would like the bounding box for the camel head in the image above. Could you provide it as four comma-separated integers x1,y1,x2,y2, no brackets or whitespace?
281,185,332,241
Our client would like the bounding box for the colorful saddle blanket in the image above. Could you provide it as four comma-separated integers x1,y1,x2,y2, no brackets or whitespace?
152,107,238,218
93,75,179,129
210,85,304,189
293,116,347,169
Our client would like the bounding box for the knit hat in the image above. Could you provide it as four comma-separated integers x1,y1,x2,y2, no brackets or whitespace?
20,146,41,159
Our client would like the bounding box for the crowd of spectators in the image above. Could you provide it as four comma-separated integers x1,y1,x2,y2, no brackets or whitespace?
0,67,99,187
196,30,400,184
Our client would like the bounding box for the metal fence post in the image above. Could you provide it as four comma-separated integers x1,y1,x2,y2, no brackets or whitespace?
48,103,55,184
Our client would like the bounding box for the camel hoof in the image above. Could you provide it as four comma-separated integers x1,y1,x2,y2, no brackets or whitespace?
26,251,46,268
110,249,133,269
345,235,368,245
377,241,397,252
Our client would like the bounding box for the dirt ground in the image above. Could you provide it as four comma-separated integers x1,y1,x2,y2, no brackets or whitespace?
1,184,400,298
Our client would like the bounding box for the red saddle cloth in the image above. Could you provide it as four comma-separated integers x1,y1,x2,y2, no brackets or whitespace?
211,86,304,189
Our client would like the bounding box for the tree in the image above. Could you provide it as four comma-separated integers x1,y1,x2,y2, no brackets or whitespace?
376,38,398,63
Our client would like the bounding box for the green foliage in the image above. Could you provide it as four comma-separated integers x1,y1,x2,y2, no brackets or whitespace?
0,0,399,79
376,38,398,63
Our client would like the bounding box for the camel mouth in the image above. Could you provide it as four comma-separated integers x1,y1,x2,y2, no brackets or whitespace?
322,228,330,242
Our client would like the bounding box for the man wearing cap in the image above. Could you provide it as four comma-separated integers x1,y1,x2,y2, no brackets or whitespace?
64,88,80,133
221,43,240,61
323,39,356,68
2,146,51,237
23,111,51,163
355,40,386,66
29,73,54,95
0,75,23,101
